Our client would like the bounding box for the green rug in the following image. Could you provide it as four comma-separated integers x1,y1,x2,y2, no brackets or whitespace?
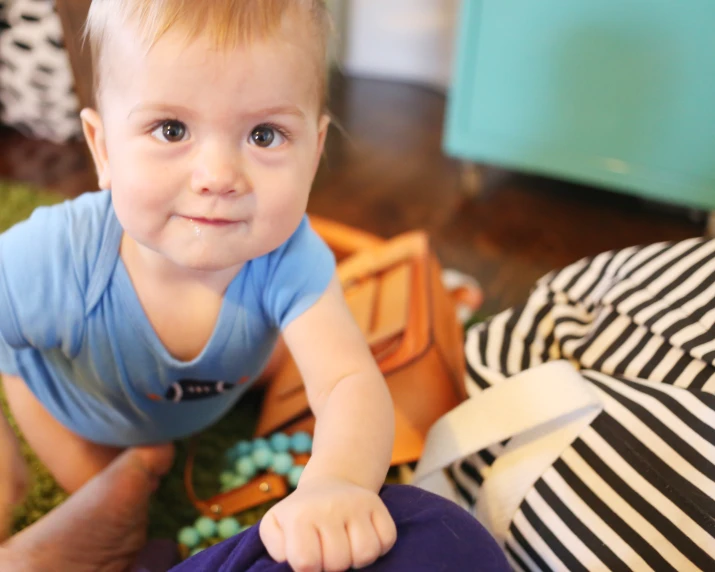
0,181,268,542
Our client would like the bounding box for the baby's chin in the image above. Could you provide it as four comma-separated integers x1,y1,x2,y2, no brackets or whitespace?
166,250,249,274
149,225,289,273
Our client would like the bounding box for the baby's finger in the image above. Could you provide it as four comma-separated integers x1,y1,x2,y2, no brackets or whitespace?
371,506,397,556
259,511,287,564
346,516,383,569
285,521,322,572
317,519,351,572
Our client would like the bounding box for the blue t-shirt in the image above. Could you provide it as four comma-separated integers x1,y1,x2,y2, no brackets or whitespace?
0,190,335,446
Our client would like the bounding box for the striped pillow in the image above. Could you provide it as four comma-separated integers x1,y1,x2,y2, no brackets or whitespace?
451,238,715,571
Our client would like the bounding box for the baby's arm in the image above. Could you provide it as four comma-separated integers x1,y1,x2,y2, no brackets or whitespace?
259,275,396,571
285,276,394,492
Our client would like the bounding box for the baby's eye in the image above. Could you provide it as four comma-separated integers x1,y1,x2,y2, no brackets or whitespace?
249,125,286,149
151,120,189,143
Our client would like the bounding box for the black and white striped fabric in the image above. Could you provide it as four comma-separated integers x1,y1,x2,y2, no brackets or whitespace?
450,237,715,571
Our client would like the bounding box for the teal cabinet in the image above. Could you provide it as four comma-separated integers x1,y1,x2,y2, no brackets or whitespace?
444,0,715,210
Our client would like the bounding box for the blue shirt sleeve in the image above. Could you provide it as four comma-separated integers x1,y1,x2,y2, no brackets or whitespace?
0,202,86,358
0,327,18,375
262,216,336,331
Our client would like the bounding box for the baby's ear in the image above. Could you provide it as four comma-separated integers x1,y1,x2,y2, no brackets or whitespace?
314,113,331,169
317,113,331,149
80,108,111,190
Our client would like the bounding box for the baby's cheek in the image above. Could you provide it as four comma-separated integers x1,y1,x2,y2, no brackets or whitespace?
122,168,175,208
257,171,306,209
265,194,307,234
112,183,162,233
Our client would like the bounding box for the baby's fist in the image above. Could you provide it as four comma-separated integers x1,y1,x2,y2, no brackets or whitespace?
259,477,396,571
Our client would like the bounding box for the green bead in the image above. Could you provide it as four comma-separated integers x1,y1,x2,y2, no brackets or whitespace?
269,432,291,453
219,471,235,486
271,451,294,475
252,447,273,470
230,475,249,488
235,456,257,479
290,431,312,454
223,447,238,465
235,440,253,456
194,517,218,539
177,526,201,548
287,465,305,489
252,437,270,450
217,517,241,539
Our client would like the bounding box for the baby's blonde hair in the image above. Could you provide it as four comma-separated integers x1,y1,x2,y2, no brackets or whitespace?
84,0,330,108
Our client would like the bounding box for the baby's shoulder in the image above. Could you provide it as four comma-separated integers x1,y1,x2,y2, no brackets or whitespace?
0,190,115,291
0,191,113,352
262,216,330,270
249,216,336,329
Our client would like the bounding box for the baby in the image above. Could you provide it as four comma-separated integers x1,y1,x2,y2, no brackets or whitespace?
0,0,396,570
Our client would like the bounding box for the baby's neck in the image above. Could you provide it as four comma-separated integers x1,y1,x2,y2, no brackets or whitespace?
119,233,242,295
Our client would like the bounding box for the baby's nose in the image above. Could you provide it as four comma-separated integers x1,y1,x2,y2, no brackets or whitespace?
192,147,248,195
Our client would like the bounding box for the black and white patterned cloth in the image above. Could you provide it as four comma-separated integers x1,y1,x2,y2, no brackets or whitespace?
450,238,715,571
0,0,81,142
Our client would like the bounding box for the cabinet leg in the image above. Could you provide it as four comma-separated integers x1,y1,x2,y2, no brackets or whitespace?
686,208,705,224
459,162,485,197
707,211,715,238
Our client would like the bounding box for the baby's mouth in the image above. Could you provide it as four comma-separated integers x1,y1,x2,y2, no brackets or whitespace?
185,216,240,227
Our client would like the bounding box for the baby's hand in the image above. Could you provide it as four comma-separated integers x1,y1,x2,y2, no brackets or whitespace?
259,476,396,572
0,417,29,540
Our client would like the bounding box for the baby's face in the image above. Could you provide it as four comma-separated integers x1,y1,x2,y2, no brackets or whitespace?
85,18,328,272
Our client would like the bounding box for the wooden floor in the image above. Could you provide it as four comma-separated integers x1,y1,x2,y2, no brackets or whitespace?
0,74,704,315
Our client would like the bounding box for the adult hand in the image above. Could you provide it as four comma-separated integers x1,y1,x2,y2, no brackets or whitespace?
0,443,174,571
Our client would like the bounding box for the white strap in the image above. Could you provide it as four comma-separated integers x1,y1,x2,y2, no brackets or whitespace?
413,361,603,543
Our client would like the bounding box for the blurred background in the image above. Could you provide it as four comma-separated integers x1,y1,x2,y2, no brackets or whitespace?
0,0,710,316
